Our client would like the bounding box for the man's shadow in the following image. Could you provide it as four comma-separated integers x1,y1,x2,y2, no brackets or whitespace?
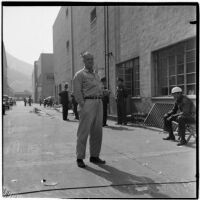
85,164,170,198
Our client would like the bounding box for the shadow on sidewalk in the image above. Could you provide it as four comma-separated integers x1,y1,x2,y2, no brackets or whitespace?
85,164,170,198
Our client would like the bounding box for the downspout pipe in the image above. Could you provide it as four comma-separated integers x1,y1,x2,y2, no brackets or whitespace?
104,6,107,80
71,6,75,91
106,6,110,90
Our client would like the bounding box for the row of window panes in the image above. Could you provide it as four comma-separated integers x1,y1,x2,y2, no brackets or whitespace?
117,58,140,97
156,37,196,95
160,86,195,96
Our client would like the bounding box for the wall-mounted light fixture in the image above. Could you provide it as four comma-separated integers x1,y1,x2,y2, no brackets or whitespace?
106,52,113,57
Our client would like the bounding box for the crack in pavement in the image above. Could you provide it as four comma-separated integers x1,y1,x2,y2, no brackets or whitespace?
4,180,196,196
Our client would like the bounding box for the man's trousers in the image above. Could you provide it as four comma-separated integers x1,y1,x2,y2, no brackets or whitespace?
76,99,103,159
62,105,68,120
117,100,127,124
102,101,108,126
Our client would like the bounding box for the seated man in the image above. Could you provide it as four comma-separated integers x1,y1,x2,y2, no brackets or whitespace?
163,87,196,146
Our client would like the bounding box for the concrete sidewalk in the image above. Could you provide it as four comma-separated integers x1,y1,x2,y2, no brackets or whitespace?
3,103,197,198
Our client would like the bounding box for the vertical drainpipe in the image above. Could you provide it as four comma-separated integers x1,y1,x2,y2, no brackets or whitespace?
106,6,110,90
104,6,107,80
71,6,75,91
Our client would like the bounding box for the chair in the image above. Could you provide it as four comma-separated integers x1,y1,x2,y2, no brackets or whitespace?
185,123,196,143
173,121,196,143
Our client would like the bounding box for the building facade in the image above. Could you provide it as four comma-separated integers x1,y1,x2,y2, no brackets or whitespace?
53,5,197,116
53,7,73,103
32,53,55,102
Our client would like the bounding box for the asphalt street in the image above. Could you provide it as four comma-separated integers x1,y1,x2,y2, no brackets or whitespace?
2,101,197,198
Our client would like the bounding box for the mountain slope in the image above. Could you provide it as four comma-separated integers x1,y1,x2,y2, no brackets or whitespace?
7,68,32,92
6,52,33,92
6,52,33,76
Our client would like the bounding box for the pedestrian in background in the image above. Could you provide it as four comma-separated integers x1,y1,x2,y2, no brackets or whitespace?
24,97,27,106
163,87,196,146
28,96,32,106
59,82,70,121
39,96,42,106
71,94,79,120
101,77,110,127
116,78,128,125
43,98,47,108
73,51,105,168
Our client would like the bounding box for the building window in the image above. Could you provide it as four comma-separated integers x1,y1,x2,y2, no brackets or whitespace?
153,37,196,96
117,57,140,97
90,7,96,23
46,73,54,81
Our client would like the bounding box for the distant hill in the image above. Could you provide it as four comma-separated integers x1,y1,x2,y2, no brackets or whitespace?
6,52,33,93
7,68,32,93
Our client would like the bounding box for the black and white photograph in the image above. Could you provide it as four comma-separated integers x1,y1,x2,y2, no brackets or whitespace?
2,2,198,198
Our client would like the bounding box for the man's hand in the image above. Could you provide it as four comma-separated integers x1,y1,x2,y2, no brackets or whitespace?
77,102,85,112
167,116,174,121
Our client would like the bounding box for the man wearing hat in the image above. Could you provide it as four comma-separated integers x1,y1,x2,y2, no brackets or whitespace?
163,86,196,146
116,78,128,125
59,82,70,121
73,52,105,168
101,77,110,127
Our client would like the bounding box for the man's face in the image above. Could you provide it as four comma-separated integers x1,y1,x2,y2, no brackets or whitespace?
83,55,94,71
172,92,181,100
102,81,106,87
118,80,123,86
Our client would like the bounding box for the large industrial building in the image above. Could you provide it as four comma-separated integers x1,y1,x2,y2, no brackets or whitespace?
32,53,55,102
53,5,197,116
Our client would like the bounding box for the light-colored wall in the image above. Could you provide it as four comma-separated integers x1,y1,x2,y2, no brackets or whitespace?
35,54,54,101
72,6,105,79
53,6,72,89
41,54,54,99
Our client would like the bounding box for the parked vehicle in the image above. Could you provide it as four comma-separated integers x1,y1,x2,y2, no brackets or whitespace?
8,97,14,106
3,95,9,115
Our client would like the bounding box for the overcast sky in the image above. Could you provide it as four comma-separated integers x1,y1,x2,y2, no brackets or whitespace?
3,6,61,65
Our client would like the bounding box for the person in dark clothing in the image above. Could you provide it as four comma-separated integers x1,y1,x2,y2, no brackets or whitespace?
39,97,42,106
71,94,79,120
28,96,32,106
59,82,70,121
101,77,110,127
163,87,196,146
24,97,27,106
116,78,128,125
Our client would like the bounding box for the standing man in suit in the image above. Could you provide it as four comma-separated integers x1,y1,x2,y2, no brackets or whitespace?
116,78,128,125
101,77,110,127
59,82,69,121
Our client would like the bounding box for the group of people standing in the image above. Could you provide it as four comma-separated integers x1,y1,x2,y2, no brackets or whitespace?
24,96,32,106
59,51,195,168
